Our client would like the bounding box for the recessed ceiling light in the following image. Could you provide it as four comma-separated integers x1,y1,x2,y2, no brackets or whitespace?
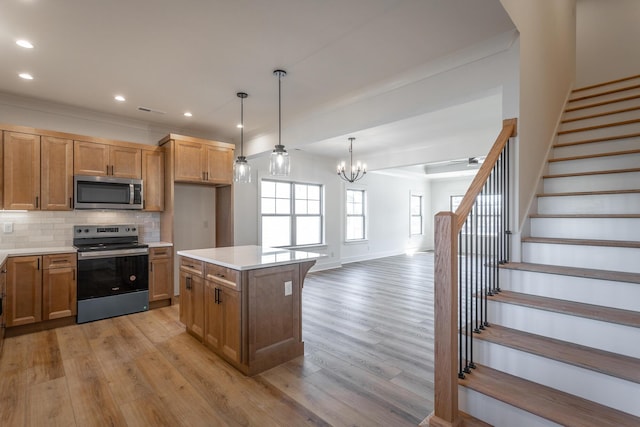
114,95,126,102
19,73,33,80
184,112,193,117
16,39,34,49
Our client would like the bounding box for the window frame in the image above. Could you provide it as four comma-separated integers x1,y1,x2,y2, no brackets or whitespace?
345,188,367,242
260,179,324,248
410,193,423,236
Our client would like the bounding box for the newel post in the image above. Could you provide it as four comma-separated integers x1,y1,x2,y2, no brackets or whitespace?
427,211,461,427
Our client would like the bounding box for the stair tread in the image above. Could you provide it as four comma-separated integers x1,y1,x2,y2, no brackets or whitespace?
488,290,640,329
530,213,640,219
554,131,640,147
522,236,640,249
568,83,640,103
565,93,640,113
549,148,640,162
557,117,640,135
459,364,640,427
501,261,640,284
537,188,640,197
562,105,640,124
543,167,640,179
473,324,640,384
572,74,640,93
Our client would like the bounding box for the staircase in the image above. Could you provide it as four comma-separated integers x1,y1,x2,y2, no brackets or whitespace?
458,75,640,426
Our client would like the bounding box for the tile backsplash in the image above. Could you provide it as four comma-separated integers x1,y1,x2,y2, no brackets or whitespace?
0,210,160,249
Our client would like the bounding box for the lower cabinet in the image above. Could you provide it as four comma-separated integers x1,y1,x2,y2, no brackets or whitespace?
204,280,241,364
6,253,76,327
179,259,204,340
0,260,7,353
149,247,173,302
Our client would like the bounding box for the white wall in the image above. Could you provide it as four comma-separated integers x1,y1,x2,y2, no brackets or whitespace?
499,0,576,233
429,176,475,245
575,0,640,87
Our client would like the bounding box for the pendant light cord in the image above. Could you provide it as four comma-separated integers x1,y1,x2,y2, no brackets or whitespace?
240,95,244,157
278,72,282,147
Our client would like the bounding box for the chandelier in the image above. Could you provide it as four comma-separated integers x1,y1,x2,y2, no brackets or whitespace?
337,137,367,182
233,92,251,183
269,69,290,176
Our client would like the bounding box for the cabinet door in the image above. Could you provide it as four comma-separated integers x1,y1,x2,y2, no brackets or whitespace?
219,286,241,363
0,262,6,352
204,145,233,184
174,140,205,183
0,132,3,209
190,275,205,340
204,280,222,350
6,256,42,326
110,145,142,179
3,132,41,210
74,140,110,176
41,136,74,210
149,254,172,301
179,270,191,325
142,149,165,211
43,266,76,320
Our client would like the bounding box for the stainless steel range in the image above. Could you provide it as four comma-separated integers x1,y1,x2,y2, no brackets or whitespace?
73,225,149,323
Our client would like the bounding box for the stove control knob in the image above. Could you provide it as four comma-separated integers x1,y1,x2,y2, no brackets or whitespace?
132,227,137,232
85,229,89,233
76,229,81,233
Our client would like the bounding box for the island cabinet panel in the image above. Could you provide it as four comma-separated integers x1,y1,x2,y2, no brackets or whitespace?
246,264,303,373
204,280,241,364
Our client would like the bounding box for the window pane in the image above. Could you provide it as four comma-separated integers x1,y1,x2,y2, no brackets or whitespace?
262,180,275,198
261,198,275,214
308,200,320,214
295,199,307,214
262,216,291,247
276,182,290,198
296,216,321,245
295,184,307,200
346,216,364,240
411,217,422,235
275,198,290,214
307,185,320,200
411,196,421,215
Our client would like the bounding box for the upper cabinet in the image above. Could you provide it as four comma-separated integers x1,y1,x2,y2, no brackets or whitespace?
74,140,142,179
41,136,74,210
142,148,165,211
172,137,234,185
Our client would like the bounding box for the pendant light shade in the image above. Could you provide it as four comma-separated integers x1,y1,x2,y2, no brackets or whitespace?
269,69,290,176
233,92,251,183
337,137,367,182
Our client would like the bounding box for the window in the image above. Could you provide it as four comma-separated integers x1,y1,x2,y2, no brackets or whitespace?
450,194,501,236
410,194,423,235
346,189,366,241
261,180,323,247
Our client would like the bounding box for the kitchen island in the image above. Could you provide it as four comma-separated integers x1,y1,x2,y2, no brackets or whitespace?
176,245,323,375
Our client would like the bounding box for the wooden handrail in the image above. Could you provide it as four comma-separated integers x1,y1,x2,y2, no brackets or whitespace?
454,118,517,231
428,117,517,427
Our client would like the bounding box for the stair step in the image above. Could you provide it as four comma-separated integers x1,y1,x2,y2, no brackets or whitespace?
473,324,640,385
568,83,640,103
459,364,640,427
562,105,640,124
559,116,640,135
553,135,640,158
548,150,640,174
554,131,640,148
542,169,640,193
557,120,640,144
488,290,640,329
501,262,640,285
522,236,640,249
543,167,640,178
549,148,640,162
572,74,640,94
538,188,640,198
530,213,640,218
563,95,640,123
537,191,640,215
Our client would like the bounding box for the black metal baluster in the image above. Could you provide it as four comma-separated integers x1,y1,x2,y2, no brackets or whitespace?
464,218,471,374
469,204,477,370
505,141,511,263
458,228,465,379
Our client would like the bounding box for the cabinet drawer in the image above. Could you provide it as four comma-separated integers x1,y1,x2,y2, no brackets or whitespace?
43,253,76,269
150,247,172,259
180,257,203,276
205,263,239,290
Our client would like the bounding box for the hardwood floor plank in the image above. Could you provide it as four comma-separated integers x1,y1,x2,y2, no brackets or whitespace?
0,368,27,426
27,329,65,385
56,324,92,361
118,395,182,427
26,377,75,427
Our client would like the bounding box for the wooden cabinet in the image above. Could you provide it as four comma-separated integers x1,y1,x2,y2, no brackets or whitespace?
2,131,73,211
41,136,74,210
74,140,142,178
142,149,165,211
6,256,42,326
0,132,4,209
149,247,172,302
204,267,241,364
6,253,77,327
42,254,77,320
0,260,7,354
3,131,40,210
174,138,234,185
179,258,204,339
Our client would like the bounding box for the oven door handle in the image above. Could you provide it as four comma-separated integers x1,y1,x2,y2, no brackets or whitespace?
77,248,149,260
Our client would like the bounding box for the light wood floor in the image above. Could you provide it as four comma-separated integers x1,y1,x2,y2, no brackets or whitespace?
0,252,435,426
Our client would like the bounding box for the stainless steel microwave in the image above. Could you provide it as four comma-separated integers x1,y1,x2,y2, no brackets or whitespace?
74,175,143,210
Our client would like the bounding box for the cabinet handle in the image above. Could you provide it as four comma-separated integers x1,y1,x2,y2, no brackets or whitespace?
69,197,73,209
37,258,40,270
106,165,110,175
206,172,209,181
35,196,39,208
186,276,191,290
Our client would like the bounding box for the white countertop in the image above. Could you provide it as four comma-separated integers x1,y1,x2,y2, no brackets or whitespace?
147,241,173,248
177,245,324,271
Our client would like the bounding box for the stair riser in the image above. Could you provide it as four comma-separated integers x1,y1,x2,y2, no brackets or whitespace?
570,78,640,99
559,109,640,133
537,193,640,215
557,121,640,144
500,269,640,312
522,242,640,273
567,86,640,109
471,340,640,417
459,387,560,427
548,153,640,174
486,300,640,358
530,217,640,241
563,97,640,121
543,172,640,193
553,136,640,157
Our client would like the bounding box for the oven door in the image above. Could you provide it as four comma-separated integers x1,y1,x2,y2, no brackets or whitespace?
77,249,149,300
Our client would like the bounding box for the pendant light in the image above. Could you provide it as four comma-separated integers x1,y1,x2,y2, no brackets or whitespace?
337,137,367,182
233,92,251,183
269,69,290,176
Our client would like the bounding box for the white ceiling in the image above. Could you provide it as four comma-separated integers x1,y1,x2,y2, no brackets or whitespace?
0,0,515,174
